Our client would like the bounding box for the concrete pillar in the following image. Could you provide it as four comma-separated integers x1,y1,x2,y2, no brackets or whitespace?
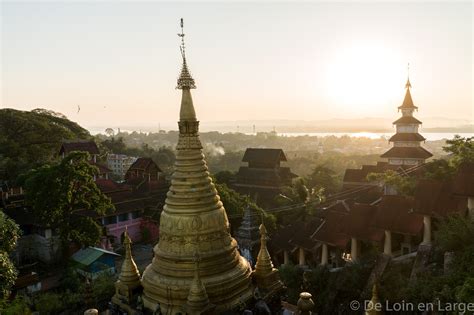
351,238,358,261
468,197,474,219
321,243,328,266
422,215,432,245
383,230,392,256
298,247,306,266
283,250,290,265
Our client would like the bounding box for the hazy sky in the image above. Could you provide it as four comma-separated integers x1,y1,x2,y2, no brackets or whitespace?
1,1,472,130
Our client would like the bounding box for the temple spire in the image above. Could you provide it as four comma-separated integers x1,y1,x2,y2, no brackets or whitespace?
405,63,411,89
176,18,197,123
254,222,273,276
182,254,215,314
118,227,141,288
253,221,284,294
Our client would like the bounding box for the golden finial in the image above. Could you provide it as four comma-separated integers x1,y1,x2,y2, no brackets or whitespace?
177,18,196,90
405,63,411,89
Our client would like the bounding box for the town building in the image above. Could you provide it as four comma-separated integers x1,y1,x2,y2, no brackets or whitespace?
59,140,112,179
107,154,138,179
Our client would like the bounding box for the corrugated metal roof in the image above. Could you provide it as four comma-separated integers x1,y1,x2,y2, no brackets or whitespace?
71,247,120,266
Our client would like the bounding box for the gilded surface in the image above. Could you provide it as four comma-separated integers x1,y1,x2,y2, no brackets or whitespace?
141,24,254,313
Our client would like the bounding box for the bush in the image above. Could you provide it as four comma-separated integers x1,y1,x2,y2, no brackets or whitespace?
35,292,64,315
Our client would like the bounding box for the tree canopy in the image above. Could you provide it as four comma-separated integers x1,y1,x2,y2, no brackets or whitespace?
0,108,90,182
0,211,20,299
23,152,114,249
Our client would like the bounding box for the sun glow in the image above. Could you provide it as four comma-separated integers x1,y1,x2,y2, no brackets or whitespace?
326,43,404,116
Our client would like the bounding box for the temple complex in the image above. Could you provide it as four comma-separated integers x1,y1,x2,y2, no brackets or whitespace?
381,76,432,166
140,19,255,314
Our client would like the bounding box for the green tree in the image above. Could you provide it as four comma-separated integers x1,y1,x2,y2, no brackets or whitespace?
0,211,21,299
305,165,340,195
23,152,114,253
0,108,90,182
435,215,474,253
367,170,417,196
443,135,474,168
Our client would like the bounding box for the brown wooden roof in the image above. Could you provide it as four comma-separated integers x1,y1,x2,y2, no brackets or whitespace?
128,157,161,172
342,204,384,242
413,179,467,217
381,146,432,159
389,133,426,142
60,141,99,155
374,195,423,235
311,209,350,248
242,148,287,163
398,88,418,109
393,116,422,125
453,162,474,197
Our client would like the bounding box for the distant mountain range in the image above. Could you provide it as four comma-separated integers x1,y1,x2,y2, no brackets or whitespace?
87,117,474,134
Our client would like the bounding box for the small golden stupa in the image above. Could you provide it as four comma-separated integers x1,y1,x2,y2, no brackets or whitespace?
253,223,284,295
141,19,254,313
112,228,141,313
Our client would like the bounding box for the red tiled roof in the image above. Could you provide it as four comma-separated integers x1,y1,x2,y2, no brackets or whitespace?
374,195,423,235
288,218,324,250
453,162,474,197
381,146,433,159
413,179,467,217
242,148,287,163
95,179,127,193
128,157,161,171
90,162,111,174
60,141,99,155
342,204,384,242
311,210,350,248
389,133,426,142
393,116,422,125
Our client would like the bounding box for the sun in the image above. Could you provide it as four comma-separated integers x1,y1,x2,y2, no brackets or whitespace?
325,43,403,116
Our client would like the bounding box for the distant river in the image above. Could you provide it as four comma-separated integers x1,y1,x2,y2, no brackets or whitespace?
275,132,474,141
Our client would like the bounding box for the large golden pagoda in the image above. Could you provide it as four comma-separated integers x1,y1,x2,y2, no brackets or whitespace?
141,19,254,314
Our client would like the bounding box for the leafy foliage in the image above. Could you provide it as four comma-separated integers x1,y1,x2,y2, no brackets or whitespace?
23,152,114,249
0,108,90,182
99,137,175,173
443,135,474,167
367,170,417,196
435,215,474,253
0,211,20,299
305,165,340,195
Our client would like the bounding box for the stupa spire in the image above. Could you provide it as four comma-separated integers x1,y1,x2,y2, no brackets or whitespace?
141,19,253,314
182,254,215,314
253,220,284,294
118,227,141,288
254,222,274,276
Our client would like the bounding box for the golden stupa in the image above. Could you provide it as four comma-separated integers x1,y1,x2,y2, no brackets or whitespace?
141,19,254,314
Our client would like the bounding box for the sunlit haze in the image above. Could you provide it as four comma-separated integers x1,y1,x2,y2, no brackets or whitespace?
1,2,472,132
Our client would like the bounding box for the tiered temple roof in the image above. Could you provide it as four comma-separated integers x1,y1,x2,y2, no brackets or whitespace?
381,77,432,164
